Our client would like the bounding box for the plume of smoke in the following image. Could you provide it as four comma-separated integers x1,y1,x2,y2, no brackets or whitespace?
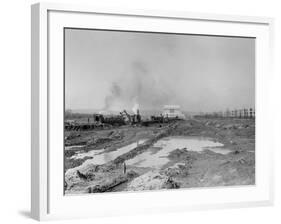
103,60,174,112
104,82,122,110
132,97,139,114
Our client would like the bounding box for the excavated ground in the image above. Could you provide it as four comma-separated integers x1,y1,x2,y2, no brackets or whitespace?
64,118,255,194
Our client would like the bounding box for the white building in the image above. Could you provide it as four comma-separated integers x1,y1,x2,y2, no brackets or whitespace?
163,105,185,119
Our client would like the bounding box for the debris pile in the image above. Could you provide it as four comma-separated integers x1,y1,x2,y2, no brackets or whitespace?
65,107,185,131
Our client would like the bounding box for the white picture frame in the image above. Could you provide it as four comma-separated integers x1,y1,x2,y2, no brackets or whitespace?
31,2,274,221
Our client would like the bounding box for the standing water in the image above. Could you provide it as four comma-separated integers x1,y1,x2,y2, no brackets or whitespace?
126,136,231,168
71,139,146,166
65,139,147,177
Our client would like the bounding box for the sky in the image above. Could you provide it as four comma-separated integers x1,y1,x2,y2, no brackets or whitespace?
65,28,255,113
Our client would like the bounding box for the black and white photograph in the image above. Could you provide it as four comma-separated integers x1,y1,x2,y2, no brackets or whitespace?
64,28,255,195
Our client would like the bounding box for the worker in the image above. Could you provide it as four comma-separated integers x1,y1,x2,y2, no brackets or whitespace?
136,109,141,123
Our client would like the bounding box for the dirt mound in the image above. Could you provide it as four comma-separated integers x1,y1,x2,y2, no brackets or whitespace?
88,175,128,193
126,170,180,191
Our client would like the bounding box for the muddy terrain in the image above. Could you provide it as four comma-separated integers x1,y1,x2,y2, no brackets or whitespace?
64,118,255,194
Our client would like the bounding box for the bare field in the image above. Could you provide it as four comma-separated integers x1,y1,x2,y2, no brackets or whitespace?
64,118,255,194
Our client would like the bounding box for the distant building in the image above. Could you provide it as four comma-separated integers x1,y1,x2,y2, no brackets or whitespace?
163,105,185,119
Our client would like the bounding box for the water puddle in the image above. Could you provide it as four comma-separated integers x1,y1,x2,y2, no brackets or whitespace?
65,145,85,150
204,147,232,155
73,139,147,165
126,136,231,168
71,149,104,159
